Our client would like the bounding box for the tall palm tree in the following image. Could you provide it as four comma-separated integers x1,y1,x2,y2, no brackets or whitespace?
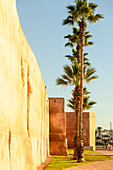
64,27,95,160
63,0,104,161
64,28,94,160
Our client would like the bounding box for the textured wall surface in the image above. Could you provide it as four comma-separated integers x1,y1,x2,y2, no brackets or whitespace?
83,112,95,150
83,112,90,147
49,98,67,156
89,112,95,150
0,0,49,169
66,112,95,150
66,112,75,149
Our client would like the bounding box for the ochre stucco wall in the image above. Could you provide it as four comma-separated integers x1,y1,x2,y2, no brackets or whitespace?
0,0,49,169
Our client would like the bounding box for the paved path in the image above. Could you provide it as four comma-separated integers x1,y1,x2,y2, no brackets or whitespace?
63,149,113,170
96,149,113,158
37,156,53,170
63,160,113,170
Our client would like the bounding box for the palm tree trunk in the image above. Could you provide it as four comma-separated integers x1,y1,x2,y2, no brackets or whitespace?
73,44,81,160
73,85,80,160
73,88,77,160
78,19,86,162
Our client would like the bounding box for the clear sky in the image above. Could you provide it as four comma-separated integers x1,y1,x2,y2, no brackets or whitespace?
16,0,113,130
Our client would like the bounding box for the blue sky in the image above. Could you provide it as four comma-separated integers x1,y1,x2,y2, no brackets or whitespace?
16,0,113,130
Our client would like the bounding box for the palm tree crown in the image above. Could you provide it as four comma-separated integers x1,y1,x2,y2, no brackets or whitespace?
63,0,104,26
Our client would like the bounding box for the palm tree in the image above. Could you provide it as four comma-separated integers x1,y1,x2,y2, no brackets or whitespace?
64,27,95,160
64,28,94,160
58,26,97,160
63,0,104,161
56,62,98,160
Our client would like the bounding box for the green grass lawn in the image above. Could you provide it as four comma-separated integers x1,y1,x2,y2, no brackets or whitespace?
68,149,101,155
44,150,113,170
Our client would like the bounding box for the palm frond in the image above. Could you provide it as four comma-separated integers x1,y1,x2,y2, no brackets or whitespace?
95,14,104,19
63,65,74,79
89,3,98,10
72,48,77,55
84,52,88,56
72,62,80,75
61,74,71,82
86,75,98,83
65,55,72,58
84,56,91,67
85,67,96,77
67,103,75,110
83,95,96,110
89,101,97,105
83,95,90,103
56,77,68,85
84,56,89,61
85,31,90,35
67,5,75,12
64,34,71,39
87,41,94,45
66,56,77,62
62,17,74,25
84,61,91,67
83,87,91,95
85,67,98,83
65,42,73,47
56,63,80,87
67,96,75,110
85,41,94,46
85,34,92,39
88,14,104,23
72,27,79,34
